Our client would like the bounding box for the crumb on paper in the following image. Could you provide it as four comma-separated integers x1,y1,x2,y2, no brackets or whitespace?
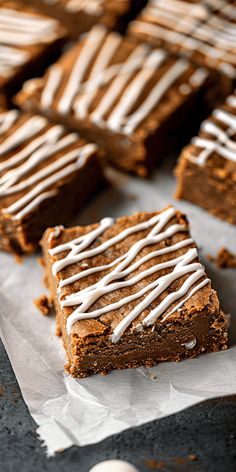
14,254,23,265
146,459,166,469
127,193,138,201
148,372,157,381
37,257,45,268
34,294,52,316
208,247,236,268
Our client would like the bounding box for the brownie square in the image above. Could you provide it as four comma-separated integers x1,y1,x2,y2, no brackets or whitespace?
15,26,216,177
128,0,236,79
41,206,227,377
0,1,66,102
21,0,147,38
0,109,104,254
175,91,236,225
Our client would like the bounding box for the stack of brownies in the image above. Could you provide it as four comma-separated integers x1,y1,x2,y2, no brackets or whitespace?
0,0,234,377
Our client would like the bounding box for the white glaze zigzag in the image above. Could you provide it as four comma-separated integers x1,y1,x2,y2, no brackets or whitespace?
130,0,236,77
25,25,207,135
0,112,97,220
188,92,236,165
0,7,61,78
49,207,209,342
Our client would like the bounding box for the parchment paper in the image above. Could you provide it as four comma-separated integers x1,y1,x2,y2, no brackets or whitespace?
0,161,236,455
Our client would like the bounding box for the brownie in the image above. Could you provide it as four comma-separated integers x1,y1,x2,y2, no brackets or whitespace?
21,0,147,38
0,109,105,254
41,206,228,378
0,1,66,103
15,26,222,177
175,91,236,224
128,0,236,79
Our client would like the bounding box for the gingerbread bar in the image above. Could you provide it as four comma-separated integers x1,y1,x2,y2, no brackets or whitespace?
0,1,66,103
175,91,236,225
128,0,236,79
15,26,217,177
41,206,228,378
21,0,147,38
0,109,104,254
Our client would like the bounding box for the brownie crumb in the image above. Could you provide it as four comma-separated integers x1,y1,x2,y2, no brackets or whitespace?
14,254,23,265
146,459,166,469
0,386,5,396
127,193,138,201
37,257,45,268
188,454,198,461
208,248,236,268
34,294,52,316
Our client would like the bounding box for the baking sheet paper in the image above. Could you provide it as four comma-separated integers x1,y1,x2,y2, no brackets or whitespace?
0,161,236,455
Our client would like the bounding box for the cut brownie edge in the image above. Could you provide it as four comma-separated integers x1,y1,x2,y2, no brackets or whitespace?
41,207,228,377
175,91,236,225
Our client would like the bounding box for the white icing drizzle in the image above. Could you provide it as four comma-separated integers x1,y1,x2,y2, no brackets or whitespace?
0,8,60,46
57,25,107,115
0,116,47,156
28,27,203,134
0,6,61,79
41,65,63,110
151,0,208,19
0,113,97,219
43,0,129,15
0,110,19,135
66,0,103,14
189,97,236,165
107,50,167,132
74,32,122,119
49,207,209,342
0,45,29,78
226,95,236,108
129,0,236,77
122,58,189,135
89,43,150,126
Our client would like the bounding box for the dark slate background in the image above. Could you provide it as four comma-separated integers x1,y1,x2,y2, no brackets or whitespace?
0,340,236,472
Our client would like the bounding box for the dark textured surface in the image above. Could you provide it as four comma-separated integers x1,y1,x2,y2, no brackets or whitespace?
0,340,236,472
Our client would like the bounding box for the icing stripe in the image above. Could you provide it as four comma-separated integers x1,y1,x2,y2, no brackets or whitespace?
0,8,60,46
57,25,107,115
49,207,208,342
123,58,189,134
0,116,47,156
188,96,236,164
0,110,19,135
75,32,122,119
41,65,63,110
89,43,150,126
129,0,236,77
107,50,167,132
0,5,62,80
